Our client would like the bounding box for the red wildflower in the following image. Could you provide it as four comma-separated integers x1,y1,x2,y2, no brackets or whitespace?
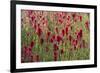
30,41,34,48
72,39,77,49
29,47,32,52
58,18,63,24
47,31,51,37
54,56,57,61
80,29,82,38
46,31,51,40
85,21,89,30
53,44,59,51
79,15,82,21
52,35,56,40
77,29,83,40
50,38,53,43
62,29,65,36
37,27,42,37
69,35,72,42
61,48,64,54
65,27,68,35
53,51,58,61
31,16,35,21
56,35,62,43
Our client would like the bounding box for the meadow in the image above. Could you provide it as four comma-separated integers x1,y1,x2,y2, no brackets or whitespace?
21,10,90,63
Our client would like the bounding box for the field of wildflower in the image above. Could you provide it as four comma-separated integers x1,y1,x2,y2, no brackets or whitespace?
21,10,90,63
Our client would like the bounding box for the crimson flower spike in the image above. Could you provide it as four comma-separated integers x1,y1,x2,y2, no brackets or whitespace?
31,16,35,21
69,35,72,42
61,48,64,54
53,51,58,61
52,35,56,40
37,27,42,37
58,18,63,24
30,41,34,48
56,35,62,43
79,15,82,21
65,27,68,35
85,21,89,30
79,29,83,38
62,29,65,36
53,44,59,51
47,31,51,37
50,37,53,43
